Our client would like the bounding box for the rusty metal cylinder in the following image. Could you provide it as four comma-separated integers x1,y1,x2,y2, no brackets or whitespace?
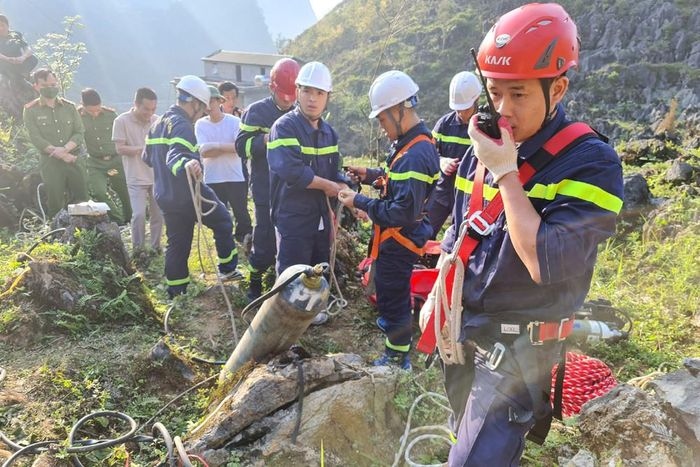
219,263,330,381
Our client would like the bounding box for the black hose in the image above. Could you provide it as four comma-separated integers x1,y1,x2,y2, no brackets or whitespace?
240,267,311,320
0,414,189,467
16,228,66,262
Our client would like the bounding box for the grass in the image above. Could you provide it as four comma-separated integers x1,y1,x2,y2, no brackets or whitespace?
0,151,698,465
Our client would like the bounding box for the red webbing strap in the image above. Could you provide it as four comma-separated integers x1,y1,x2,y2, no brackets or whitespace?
416,122,596,354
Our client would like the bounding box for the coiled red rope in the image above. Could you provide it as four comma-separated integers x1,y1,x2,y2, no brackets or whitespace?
552,352,618,417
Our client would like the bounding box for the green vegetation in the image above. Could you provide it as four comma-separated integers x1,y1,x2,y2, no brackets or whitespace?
33,16,88,95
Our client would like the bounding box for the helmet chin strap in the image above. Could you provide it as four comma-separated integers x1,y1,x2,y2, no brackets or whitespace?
388,107,404,140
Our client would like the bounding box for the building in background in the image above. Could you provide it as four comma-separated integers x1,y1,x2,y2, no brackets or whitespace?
173,51,299,109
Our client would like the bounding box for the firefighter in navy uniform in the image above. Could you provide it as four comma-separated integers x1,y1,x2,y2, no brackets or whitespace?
338,70,440,370
143,75,241,299
417,4,625,465
427,71,482,238
235,58,300,301
268,61,350,325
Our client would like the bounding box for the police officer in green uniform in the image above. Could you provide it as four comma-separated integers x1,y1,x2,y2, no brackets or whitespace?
79,88,131,224
23,68,88,218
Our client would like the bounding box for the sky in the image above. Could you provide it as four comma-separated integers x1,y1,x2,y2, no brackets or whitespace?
309,0,342,19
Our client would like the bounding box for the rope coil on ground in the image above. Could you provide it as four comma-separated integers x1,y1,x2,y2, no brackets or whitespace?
553,352,618,417
391,392,453,467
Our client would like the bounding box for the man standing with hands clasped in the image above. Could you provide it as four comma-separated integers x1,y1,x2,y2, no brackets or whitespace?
416,4,624,465
338,70,439,369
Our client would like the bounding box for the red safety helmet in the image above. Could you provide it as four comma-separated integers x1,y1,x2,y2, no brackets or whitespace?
476,3,579,80
270,58,300,101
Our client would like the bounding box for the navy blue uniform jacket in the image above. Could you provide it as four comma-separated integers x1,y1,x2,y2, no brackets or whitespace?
235,96,293,205
431,111,472,206
354,122,440,248
442,105,624,323
267,108,346,237
143,105,201,210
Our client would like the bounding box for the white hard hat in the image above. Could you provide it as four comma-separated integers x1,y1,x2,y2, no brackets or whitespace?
176,75,211,110
449,71,482,111
368,70,419,119
295,61,332,92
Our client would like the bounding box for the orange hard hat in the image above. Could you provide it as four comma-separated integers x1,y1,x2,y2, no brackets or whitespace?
476,3,579,80
270,58,300,101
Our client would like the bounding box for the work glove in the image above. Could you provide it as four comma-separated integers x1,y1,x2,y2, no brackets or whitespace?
467,115,518,182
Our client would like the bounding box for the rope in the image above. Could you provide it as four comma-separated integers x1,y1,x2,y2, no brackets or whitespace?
430,223,471,365
626,362,672,391
552,352,618,417
391,392,453,467
325,197,348,316
185,167,239,347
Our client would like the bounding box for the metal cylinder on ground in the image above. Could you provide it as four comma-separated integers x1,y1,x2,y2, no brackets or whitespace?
219,264,330,381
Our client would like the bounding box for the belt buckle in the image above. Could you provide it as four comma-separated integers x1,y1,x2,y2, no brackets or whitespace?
485,342,505,370
467,211,495,238
528,321,544,345
558,317,571,341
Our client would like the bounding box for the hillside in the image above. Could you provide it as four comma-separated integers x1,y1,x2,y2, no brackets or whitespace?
0,0,292,108
286,0,699,155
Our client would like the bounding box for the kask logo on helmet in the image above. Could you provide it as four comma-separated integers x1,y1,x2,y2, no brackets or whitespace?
485,55,512,66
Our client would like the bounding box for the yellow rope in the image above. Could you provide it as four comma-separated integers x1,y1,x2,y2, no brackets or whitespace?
0,267,29,300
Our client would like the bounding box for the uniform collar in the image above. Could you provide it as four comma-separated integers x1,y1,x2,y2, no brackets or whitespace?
293,107,330,136
39,97,65,107
170,104,191,120
393,121,431,151
517,103,568,161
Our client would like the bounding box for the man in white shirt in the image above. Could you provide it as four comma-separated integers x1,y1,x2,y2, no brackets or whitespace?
112,87,164,253
195,86,252,244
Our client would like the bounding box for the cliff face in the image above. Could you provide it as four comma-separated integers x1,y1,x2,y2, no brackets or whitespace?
286,0,699,154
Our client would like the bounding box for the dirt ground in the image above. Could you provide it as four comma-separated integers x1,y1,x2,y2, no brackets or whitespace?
0,225,430,465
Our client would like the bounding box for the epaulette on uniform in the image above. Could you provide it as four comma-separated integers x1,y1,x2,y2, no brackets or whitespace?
24,98,40,109
102,106,116,113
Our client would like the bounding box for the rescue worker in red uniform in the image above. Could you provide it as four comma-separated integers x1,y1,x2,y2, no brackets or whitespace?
143,75,241,299
235,58,300,301
339,70,439,369
417,4,624,464
427,71,482,238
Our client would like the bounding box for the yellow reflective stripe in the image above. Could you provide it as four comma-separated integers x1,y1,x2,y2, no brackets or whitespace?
219,248,237,265
385,338,410,352
388,170,440,184
171,158,186,176
454,175,499,200
267,137,300,149
245,137,253,159
167,276,190,286
239,123,270,133
455,175,622,213
300,145,338,156
434,133,472,146
145,137,198,153
527,179,623,213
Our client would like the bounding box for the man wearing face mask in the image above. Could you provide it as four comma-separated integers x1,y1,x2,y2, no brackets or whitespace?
267,61,350,325
23,68,88,218
143,75,242,299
